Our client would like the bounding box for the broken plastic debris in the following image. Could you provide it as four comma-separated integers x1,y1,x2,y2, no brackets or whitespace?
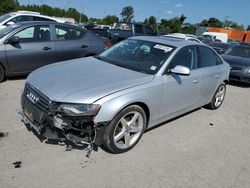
0,131,8,139
13,161,22,168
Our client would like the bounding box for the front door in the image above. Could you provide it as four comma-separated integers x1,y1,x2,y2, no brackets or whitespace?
159,46,201,122
5,24,55,74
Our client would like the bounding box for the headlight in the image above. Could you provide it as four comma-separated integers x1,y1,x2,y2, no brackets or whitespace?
57,104,101,117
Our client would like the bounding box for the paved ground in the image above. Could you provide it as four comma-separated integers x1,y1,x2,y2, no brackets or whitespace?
0,78,250,188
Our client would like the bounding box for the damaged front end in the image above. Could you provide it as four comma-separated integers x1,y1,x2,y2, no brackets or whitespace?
21,83,106,146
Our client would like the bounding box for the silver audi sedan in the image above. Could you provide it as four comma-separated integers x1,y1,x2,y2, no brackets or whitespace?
21,36,230,153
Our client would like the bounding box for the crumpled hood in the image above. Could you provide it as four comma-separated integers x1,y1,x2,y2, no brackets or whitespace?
27,57,154,103
222,54,250,67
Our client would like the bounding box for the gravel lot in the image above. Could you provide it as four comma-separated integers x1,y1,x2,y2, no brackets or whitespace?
0,78,250,188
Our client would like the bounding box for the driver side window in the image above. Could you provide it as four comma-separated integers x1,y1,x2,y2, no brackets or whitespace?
168,46,197,70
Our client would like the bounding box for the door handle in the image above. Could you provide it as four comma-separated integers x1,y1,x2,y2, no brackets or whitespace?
81,45,88,48
42,46,51,51
193,79,199,84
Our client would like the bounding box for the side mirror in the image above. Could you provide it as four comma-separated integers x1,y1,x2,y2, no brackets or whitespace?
6,21,15,26
5,36,20,44
170,65,190,76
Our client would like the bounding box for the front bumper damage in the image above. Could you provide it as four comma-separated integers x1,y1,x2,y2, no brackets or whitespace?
21,85,106,147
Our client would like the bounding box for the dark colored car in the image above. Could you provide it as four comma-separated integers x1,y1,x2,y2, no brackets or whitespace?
208,42,231,54
0,21,112,82
197,36,214,44
89,22,156,43
222,45,250,83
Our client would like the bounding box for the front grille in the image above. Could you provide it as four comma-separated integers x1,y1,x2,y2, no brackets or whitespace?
23,83,51,113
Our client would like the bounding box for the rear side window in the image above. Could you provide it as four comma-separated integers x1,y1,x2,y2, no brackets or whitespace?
55,25,85,40
168,46,197,70
198,46,216,68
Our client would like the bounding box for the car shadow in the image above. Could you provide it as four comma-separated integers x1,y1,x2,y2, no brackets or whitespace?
7,75,27,81
229,81,250,88
145,107,202,133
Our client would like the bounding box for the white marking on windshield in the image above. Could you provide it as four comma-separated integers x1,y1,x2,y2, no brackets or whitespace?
150,66,157,71
154,44,173,53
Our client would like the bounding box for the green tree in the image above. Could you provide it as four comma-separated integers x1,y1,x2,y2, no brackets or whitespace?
66,8,80,22
224,20,244,29
159,14,186,33
16,4,88,23
120,6,134,22
181,25,196,35
247,25,250,31
89,17,103,24
0,0,19,13
102,15,119,25
200,18,223,27
144,16,157,31
199,19,209,27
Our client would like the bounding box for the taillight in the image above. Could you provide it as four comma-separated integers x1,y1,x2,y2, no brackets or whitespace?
104,41,112,47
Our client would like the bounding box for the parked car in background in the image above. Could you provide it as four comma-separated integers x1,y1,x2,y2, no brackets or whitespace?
90,22,156,43
163,33,202,44
202,32,228,43
197,36,214,44
94,25,112,29
0,11,65,30
0,21,112,82
222,44,250,83
208,42,232,54
21,37,230,153
107,22,156,43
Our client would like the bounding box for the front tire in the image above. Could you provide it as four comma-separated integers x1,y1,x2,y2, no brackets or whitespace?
205,83,226,110
103,105,146,153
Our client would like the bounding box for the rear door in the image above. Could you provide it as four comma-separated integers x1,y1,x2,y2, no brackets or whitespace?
5,24,56,73
53,25,90,62
197,46,222,103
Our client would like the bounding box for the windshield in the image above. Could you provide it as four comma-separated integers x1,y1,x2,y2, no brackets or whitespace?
97,39,175,75
0,13,14,23
114,23,132,31
225,46,250,58
0,25,19,39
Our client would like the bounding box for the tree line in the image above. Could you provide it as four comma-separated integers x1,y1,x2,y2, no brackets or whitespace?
1,0,249,34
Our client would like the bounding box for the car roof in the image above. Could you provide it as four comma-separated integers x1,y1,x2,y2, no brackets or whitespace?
131,36,202,48
10,21,81,29
8,11,64,22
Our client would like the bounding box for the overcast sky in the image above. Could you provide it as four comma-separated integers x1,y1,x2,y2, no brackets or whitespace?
19,0,250,28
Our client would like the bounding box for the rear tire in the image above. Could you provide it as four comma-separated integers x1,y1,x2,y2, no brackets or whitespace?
0,64,5,83
103,105,146,154
205,83,226,110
